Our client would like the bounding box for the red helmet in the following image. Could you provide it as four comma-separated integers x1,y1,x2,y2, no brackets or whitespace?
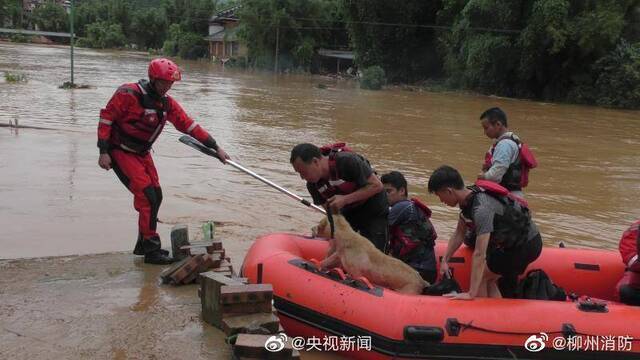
148,58,182,81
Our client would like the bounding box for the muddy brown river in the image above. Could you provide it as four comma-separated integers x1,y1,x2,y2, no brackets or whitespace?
1,42,639,359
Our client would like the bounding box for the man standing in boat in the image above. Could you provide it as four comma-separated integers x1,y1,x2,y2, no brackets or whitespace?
477,107,537,199
428,165,542,299
290,143,389,252
381,171,438,283
97,58,230,265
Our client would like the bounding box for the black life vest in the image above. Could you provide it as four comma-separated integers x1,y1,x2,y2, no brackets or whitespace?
483,133,537,191
460,180,531,249
112,79,168,154
314,143,368,201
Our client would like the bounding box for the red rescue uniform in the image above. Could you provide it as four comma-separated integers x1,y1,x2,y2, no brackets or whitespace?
98,79,212,240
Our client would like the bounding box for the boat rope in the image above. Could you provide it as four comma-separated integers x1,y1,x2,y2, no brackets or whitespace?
458,320,640,342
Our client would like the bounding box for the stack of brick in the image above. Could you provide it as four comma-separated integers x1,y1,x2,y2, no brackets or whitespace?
160,222,233,285
199,272,300,359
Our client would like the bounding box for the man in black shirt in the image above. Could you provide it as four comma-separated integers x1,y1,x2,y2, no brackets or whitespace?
290,143,389,252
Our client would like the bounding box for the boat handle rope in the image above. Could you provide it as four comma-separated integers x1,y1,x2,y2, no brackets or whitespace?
448,319,640,342
301,260,376,291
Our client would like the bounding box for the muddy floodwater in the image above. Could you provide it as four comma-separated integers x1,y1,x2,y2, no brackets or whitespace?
1,42,639,359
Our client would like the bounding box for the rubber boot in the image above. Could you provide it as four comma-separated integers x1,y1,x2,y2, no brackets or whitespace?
133,233,144,255
142,236,175,265
134,233,169,256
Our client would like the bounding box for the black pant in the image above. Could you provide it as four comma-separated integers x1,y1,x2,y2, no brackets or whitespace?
620,285,640,306
488,234,543,298
346,213,389,253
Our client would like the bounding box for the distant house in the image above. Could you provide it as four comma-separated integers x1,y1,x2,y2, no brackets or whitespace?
205,6,247,62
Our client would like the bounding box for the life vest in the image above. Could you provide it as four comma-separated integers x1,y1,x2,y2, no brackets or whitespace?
483,133,537,191
389,197,437,260
315,143,366,201
616,220,640,292
460,180,531,249
111,79,168,154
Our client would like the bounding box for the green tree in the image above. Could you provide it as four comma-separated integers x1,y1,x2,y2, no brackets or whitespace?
163,0,217,35
32,1,69,33
344,0,443,83
162,23,208,59
238,0,347,70
81,21,126,48
593,40,640,108
131,8,168,49
74,0,109,37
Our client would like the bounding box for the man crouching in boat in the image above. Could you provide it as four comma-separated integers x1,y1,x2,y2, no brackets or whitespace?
427,165,542,299
381,171,438,283
290,143,389,252
616,220,640,305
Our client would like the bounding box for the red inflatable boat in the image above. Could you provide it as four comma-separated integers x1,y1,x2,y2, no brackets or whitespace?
241,233,640,359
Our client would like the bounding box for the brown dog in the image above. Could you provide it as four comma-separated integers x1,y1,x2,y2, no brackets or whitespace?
314,214,427,295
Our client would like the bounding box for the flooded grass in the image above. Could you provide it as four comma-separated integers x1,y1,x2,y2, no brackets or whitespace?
4,72,27,83
59,81,91,89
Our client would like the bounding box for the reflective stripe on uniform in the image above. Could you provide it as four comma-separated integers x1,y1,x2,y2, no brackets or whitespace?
100,118,113,125
187,122,197,133
120,144,139,153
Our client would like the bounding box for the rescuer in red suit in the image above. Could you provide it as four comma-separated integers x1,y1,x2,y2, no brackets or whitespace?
97,58,230,264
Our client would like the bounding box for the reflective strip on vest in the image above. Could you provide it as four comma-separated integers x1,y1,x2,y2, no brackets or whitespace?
329,179,346,187
187,122,197,133
100,118,113,125
144,109,156,115
149,122,164,143
138,83,147,94
629,255,639,268
120,143,138,153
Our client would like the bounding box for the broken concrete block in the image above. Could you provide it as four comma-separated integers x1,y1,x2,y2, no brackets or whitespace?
159,256,191,284
221,301,273,316
221,312,280,336
200,271,244,327
170,224,190,261
219,284,273,305
170,254,204,285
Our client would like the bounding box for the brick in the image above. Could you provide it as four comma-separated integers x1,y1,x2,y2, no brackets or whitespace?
185,240,223,251
199,253,222,269
212,249,226,259
170,254,204,285
221,313,280,336
170,224,190,261
159,256,191,284
233,334,292,359
200,271,244,327
221,300,273,316
219,284,273,305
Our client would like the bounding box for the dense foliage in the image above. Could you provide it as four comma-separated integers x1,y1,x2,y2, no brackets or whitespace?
4,0,638,107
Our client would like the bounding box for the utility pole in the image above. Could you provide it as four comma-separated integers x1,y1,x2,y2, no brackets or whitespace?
274,25,279,74
70,0,75,86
